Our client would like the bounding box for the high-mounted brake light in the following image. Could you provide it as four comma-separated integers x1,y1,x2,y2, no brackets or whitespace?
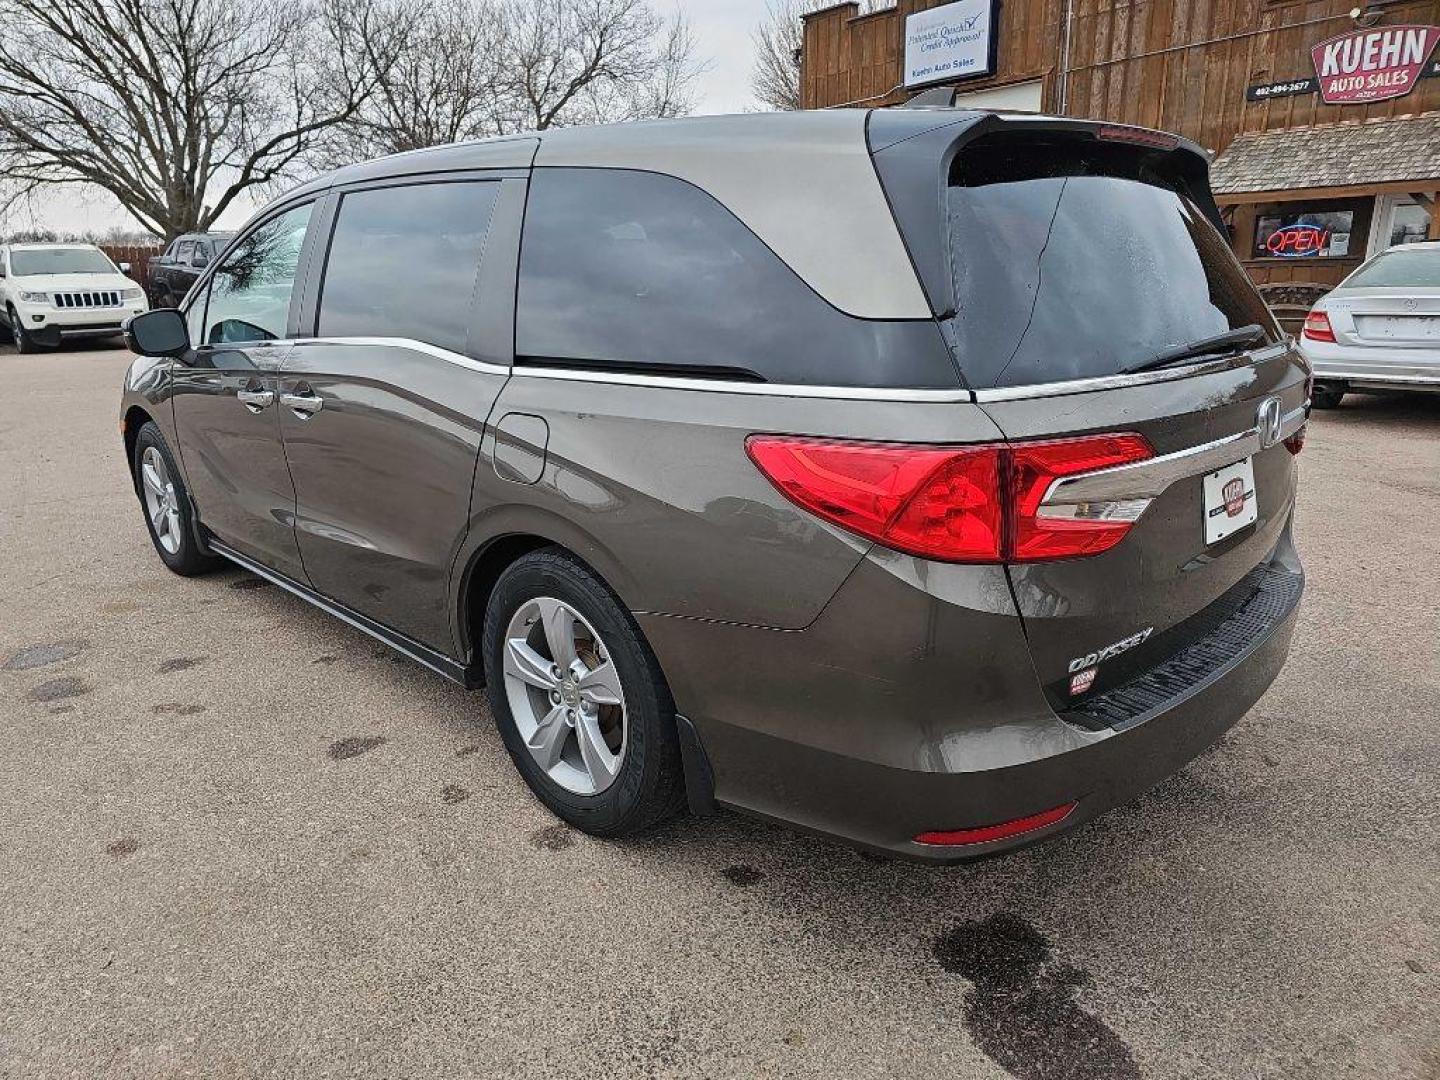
1302,310,1336,343
914,802,1078,847
1096,124,1179,150
746,432,1154,564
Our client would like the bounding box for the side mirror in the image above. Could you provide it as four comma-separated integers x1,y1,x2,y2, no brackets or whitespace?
124,308,189,358
119,261,132,274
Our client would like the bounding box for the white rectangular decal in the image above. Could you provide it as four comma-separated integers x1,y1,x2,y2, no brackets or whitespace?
903,0,998,90
1203,458,1258,545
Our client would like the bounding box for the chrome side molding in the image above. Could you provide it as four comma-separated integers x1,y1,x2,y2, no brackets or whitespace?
1038,404,1306,517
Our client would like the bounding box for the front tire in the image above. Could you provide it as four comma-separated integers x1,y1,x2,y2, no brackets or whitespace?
482,548,686,837
8,307,41,353
131,421,222,576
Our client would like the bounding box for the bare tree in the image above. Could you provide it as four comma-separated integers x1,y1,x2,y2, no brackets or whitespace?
751,0,810,112
320,0,701,162
0,0,402,239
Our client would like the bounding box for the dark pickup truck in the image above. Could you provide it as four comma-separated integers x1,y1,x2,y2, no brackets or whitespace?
146,232,233,307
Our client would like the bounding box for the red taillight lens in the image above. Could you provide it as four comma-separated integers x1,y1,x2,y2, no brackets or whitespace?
746,432,1153,564
743,437,1004,562
1302,310,1335,343
1007,434,1154,561
914,802,1078,847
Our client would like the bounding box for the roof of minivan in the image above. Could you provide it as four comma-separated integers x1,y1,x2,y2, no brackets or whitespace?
285,110,1002,319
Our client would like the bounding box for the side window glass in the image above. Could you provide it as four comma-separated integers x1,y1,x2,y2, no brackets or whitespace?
317,181,500,354
175,240,195,266
203,203,312,345
515,168,956,388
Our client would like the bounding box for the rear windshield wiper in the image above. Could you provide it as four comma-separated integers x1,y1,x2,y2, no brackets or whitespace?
1120,324,1269,376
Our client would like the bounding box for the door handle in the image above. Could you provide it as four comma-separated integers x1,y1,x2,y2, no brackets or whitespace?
236,388,275,413
280,391,324,418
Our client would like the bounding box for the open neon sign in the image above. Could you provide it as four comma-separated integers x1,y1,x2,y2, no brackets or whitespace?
1266,224,1330,257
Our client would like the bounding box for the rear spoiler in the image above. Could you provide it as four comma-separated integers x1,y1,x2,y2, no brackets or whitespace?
866,109,1223,319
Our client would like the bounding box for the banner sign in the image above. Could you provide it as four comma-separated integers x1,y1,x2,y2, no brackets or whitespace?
903,0,1000,90
1310,24,1440,104
1247,56,1439,102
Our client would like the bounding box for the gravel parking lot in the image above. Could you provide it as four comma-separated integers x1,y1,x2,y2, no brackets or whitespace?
1,344,1436,1080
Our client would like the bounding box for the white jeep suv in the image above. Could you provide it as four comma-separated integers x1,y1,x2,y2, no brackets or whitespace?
0,243,148,352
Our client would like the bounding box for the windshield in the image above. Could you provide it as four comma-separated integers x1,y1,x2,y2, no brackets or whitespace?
1344,248,1440,288
10,247,116,276
943,136,1275,389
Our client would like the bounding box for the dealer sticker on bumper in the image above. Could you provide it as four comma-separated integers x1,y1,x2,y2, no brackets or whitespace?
1203,458,1257,544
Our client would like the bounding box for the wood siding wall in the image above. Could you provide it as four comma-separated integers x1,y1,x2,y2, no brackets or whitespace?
801,0,1440,144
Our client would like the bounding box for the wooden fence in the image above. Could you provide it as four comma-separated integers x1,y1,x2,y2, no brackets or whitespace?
100,242,165,289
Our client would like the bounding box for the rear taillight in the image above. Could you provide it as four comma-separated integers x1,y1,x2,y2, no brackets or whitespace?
1302,310,1335,343
746,433,1153,564
743,438,1004,562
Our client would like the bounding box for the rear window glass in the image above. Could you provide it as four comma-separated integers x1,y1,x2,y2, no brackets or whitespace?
1343,248,1440,288
319,180,500,354
944,137,1275,389
515,168,957,388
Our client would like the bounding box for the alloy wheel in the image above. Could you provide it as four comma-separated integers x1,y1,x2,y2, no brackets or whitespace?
502,597,627,795
139,446,183,555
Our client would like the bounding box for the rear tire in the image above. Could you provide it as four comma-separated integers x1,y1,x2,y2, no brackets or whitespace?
1312,383,1345,409
131,421,223,576
482,548,686,837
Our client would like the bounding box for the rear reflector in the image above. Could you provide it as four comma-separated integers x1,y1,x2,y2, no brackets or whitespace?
746,433,1152,564
914,802,1078,847
1284,425,1306,456
1302,310,1335,343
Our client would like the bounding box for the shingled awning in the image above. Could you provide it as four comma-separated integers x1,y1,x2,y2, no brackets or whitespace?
1210,112,1440,198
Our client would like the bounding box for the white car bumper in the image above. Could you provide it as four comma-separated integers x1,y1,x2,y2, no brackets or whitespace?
1298,336,1440,391
11,295,148,345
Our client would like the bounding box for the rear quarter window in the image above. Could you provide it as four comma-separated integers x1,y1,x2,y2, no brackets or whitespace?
515,168,957,389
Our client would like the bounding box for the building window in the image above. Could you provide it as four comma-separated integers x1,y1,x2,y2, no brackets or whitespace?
1254,209,1355,259
1389,202,1431,247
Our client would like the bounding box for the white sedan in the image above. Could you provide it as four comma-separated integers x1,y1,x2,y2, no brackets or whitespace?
1299,241,1440,408
0,243,148,353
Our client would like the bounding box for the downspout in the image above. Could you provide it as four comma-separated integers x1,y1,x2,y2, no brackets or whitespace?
1058,0,1075,114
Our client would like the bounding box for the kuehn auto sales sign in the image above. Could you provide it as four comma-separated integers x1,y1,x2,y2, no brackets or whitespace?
1311,24,1440,104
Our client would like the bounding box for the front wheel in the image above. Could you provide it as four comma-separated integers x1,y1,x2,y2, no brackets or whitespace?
131,421,223,576
8,307,41,353
482,548,686,837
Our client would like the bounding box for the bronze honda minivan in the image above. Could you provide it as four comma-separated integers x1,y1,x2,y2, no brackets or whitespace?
119,108,1307,861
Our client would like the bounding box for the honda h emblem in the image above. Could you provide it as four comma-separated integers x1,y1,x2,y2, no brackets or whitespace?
1257,397,1284,450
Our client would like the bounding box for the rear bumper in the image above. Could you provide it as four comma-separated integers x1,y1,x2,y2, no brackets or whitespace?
645,536,1303,863
1300,337,1440,390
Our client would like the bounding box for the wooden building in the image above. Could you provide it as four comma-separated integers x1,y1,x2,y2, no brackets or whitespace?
800,1,1440,302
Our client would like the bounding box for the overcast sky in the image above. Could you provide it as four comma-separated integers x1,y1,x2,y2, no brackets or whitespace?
10,0,773,237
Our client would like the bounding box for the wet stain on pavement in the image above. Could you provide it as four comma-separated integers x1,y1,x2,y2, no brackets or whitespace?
158,656,206,674
4,640,87,671
529,825,575,850
328,736,387,761
152,703,206,716
933,912,1140,1080
30,676,87,702
229,577,268,591
106,838,140,858
440,783,470,804
722,864,765,887
455,744,480,757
